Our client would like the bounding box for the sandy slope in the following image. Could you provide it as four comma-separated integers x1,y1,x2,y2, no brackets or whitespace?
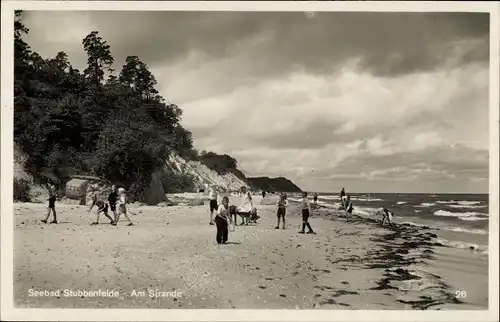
13,197,488,309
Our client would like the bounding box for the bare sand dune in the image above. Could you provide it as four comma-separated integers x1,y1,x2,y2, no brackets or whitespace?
13,198,487,309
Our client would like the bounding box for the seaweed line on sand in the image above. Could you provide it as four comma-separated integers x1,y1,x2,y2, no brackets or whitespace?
320,213,462,310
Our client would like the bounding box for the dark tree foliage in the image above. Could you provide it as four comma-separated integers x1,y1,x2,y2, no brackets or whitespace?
82,31,114,87
14,12,198,197
198,152,238,174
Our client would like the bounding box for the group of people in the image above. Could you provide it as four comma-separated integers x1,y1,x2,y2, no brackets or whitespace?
41,180,394,244
41,183,134,226
340,187,395,226
274,191,315,234
209,186,260,244
209,186,319,244
88,185,134,226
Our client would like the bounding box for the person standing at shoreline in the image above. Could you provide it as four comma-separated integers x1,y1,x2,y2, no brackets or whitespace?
215,196,231,244
108,185,118,223
340,188,346,207
313,192,318,205
41,183,57,224
208,185,218,226
299,192,315,234
275,193,288,229
344,195,353,221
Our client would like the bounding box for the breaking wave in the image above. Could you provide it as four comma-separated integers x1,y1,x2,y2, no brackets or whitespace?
434,210,488,221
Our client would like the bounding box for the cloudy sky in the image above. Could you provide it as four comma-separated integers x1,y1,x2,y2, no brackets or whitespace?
21,10,490,193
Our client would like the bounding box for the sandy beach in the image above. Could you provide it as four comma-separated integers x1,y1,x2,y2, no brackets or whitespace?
13,195,488,310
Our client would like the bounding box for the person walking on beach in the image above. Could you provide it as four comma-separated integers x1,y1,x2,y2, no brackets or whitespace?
313,193,318,205
237,186,253,225
113,188,134,226
299,192,315,234
275,192,288,229
344,195,353,221
88,194,115,225
215,196,231,244
41,183,58,224
208,185,219,226
262,190,266,198
108,184,118,223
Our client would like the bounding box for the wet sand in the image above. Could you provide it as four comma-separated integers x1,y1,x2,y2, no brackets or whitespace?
13,196,488,309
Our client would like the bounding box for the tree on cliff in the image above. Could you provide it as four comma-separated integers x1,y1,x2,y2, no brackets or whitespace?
13,12,198,197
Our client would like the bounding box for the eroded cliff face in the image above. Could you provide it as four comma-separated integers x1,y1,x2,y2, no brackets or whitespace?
166,153,251,191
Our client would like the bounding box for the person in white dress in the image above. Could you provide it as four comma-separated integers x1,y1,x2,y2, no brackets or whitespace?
237,186,253,225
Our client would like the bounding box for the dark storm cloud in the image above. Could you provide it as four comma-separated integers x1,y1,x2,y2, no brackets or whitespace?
23,11,489,78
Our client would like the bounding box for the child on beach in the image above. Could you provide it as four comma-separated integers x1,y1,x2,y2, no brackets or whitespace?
88,194,115,225
299,192,315,234
215,196,231,244
208,185,218,226
41,183,57,224
344,195,353,221
108,185,118,223
113,188,134,226
313,193,318,205
275,193,288,229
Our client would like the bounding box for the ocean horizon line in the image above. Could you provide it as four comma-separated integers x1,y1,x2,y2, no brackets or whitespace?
299,191,489,195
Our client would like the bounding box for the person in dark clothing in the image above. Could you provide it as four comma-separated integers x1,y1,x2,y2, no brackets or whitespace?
89,194,115,225
228,205,238,225
215,196,231,244
340,188,346,206
41,183,57,224
313,193,318,205
108,185,118,223
344,195,353,221
262,191,266,198
275,193,288,229
299,192,315,234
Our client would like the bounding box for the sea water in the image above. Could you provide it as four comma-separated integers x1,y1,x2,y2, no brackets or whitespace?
288,192,490,255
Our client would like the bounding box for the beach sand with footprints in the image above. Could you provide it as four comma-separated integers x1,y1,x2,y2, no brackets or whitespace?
13,194,487,309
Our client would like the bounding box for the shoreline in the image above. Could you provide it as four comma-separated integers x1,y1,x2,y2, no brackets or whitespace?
13,197,488,309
